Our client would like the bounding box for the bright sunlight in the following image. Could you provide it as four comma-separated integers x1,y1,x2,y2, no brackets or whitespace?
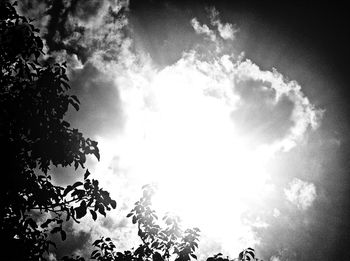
98,54,277,252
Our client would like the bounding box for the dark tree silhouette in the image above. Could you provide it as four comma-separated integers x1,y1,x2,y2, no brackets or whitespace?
72,185,261,261
0,2,116,260
89,184,200,261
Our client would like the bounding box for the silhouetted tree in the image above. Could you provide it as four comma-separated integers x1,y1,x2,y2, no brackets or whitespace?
0,2,116,260
87,184,200,261
84,185,261,261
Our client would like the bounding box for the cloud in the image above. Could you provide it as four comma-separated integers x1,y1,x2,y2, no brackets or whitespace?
232,60,323,151
191,8,238,43
270,256,280,261
284,178,317,210
191,18,217,42
18,0,50,32
209,7,238,40
19,0,129,63
272,208,280,218
76,46,321,258
190,9,238,54
269,248,298,261
18,2,325,260
60,13,321,256
67,213,139,259
48,253,57,261
65,62,125,138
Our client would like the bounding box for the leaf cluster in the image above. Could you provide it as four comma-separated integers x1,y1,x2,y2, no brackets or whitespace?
84,186,262,261
0,2,116,260
89,185,200,261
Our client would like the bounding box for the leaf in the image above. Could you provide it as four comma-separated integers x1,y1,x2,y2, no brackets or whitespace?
91,250,98,255
51,226,61,234
98,205,106,216
27,218,38,229
84,182,90,190
126,212,133,218
61,80,70,90
92,239,101,246
92,179,99,187
62,74,69,82
190,254,197,259
71,189,85,198
110,200,117,209
132,215,137,224
71,95,80,104
84,169,91,180
62,121,70,128
94,149,100,161
151,241,159,249
75,201,87,219
74,161,79,170
70,99,80,111
41,218,53,228
63,185,73,196
90,209,97,221
153,252,163,261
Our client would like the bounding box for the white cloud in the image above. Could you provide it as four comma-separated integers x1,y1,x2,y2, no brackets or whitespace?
284,178,317,210
78,45,322,256
232,60,323,151
190,9,238,53
37,3,323,258
209,7,238,40
217,22,236,40
74,21,322,255
191,18,217,42
273,208,281,218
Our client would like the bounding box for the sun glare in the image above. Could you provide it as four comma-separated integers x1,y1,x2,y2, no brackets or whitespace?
111,59,274,250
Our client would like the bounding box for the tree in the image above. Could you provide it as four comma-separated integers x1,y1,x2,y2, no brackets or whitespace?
89,184,200,261
85,185,262,261
0,2,116,260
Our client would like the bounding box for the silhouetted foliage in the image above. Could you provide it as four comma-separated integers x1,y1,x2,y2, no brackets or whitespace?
87,185,200,261
68,185,261,261
0,2,116,260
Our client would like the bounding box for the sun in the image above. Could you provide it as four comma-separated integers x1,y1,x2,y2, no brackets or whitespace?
111,60,274,251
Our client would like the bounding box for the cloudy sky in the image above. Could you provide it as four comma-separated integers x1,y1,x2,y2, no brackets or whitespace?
19,1,350,260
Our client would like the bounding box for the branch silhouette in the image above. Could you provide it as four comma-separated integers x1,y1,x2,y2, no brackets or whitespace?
0,2,116,260
87,185,262,261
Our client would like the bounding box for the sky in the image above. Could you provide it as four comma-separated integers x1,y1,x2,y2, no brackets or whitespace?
18,0,350,260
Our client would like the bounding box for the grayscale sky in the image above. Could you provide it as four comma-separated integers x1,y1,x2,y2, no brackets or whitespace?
18,1,350,260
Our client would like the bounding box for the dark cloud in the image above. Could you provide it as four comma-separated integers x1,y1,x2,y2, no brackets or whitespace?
66,62,125,138
231,78,294,146
44,0,100,60
74,0,104,21
249,122,350,260
49,220,92,259
254,196,350,260
19,0,128,63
